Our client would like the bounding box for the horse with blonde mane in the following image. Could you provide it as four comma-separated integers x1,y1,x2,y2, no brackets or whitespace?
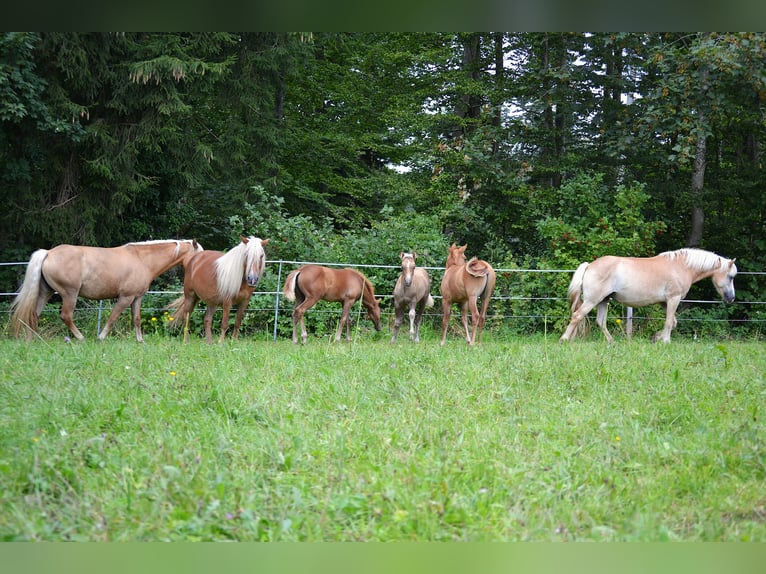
439,243,496,346
560,248,737,343
168,236,268,343
282,264,382,344
391,251,433,343
10,239,202,342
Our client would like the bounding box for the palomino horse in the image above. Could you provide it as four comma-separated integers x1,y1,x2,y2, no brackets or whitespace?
168,236,269,343
391,251,434,343
440,243,497,346
560,248,737,343
282,264,382,344
10,239,203,342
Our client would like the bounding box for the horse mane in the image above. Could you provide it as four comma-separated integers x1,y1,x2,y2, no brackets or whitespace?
215,237,263,300
356,271,377,307
125,239,200,257
660,248,725,271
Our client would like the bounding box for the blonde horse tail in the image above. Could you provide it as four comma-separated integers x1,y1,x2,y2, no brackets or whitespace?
166,295,187,328
282,270,300,302
426,294,434,308
567,262,589,313
10,249,48,338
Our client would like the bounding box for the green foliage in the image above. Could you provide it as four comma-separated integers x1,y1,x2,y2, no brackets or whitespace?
524,173,667,333
536,173,667,268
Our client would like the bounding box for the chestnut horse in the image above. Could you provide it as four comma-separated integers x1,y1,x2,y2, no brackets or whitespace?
439,243,496,346
560,248,737,343
168,236,269,343
282,264,382,344
391,252,434,343
10,239,203,342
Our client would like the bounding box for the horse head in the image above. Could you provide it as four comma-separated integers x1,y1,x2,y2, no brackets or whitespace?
445,243,468,269
400,251,417,287
241,236,269,287
712,257,737,304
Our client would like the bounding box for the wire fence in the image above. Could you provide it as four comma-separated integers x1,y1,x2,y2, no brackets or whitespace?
2,259,766,340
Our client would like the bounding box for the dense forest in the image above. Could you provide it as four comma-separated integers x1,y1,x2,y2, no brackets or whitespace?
2,32,765,332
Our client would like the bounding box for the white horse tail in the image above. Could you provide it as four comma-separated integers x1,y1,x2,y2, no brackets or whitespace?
426,294,434,308
282,269,300,302
10,249,49,338
567,262,590,313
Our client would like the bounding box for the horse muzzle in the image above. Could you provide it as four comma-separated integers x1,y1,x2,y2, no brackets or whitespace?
723,291,735,304
247,274,260,287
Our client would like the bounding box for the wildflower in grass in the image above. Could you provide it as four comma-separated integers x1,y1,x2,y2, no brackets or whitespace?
616,319,622,325
169,371,177,377
615,436,621,442
151,317,157,322
167,317,174,322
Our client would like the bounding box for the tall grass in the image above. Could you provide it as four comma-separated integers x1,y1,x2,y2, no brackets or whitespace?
1,332,765,541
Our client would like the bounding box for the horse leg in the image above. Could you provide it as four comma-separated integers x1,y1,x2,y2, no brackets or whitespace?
338,299,355,342
292,294,319,344
653,298,680,343
97,295,134,341
181,295,199,343
462,300,473,345
391,303,404,343
29,281,55,337
218,302,231,343
203,304,217,344
440,298,452,346
595,300,614,343
130,296,145,343
413,300,426,343
560,300,598,342
231,302,247,340
467,297,482,346
59,291,86,341
405,302,416,341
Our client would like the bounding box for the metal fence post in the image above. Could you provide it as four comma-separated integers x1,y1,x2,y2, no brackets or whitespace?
273,260,283,341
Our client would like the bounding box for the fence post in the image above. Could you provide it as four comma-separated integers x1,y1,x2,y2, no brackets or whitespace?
273,260,283,341
97,300,103,335
626,306,633,338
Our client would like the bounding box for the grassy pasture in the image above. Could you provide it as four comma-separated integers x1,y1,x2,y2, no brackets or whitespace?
1,331,765,541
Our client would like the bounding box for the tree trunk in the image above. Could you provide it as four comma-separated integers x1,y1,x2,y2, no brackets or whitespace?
687,89,707,248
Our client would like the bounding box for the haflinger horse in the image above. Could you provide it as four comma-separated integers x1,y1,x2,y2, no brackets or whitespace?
10,239,203,342
168,236,269,344
560,248,737,344
282,264,382,344
391,251,434,343
440,243,497,346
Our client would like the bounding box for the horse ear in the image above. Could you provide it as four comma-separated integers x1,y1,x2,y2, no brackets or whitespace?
240,235,249,244
412,251,418,259
261,239,270,246
730,258,736,265
399,251,405,260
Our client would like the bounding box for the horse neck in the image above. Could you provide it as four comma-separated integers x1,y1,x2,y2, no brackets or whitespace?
678,250,726,283
128,241,188,274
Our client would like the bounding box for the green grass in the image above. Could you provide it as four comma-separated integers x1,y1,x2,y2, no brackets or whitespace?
1,330,765,541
